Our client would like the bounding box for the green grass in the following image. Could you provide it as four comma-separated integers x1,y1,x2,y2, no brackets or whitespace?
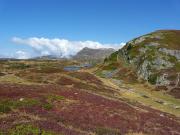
168,55,177,63
175,62,180,72
0,98,39,113
8,63,31,70
0,104,11,113
159,30,180,49
120,83,180,117
42,94,65,110
0,131,5,135
47,94,65,103
107,51,118,62
9,124,56,135
95,127,120,135
102,62,118,70
42,103,53,110
0,74,36,85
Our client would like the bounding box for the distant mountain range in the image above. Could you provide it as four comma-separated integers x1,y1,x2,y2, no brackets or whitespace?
73,47,115,62
31,55,62,60
29,47,116,62
0,47,115,61
0,55,17,60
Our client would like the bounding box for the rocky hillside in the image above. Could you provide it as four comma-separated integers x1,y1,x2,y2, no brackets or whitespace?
98,30,180,97
73,47,115,63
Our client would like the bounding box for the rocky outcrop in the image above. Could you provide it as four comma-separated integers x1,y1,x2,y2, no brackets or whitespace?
159,48,180,60
102,30,180,96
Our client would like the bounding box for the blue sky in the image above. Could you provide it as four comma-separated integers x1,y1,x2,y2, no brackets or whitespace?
0,0,180,58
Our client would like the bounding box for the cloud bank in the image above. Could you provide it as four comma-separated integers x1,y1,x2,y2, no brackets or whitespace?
12,37,125,58
14,51,30,59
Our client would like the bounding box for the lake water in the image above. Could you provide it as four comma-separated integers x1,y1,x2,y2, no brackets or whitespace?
64,66,81,71
64,64,92,71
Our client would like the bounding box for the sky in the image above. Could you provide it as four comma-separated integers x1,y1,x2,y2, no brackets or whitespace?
0,0,180,58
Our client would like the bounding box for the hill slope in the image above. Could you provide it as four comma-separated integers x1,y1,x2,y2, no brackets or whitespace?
97,30,180,97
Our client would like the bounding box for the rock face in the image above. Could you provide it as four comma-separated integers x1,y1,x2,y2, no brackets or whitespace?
102,30,180,97
159,48,180,60
73,47,115,62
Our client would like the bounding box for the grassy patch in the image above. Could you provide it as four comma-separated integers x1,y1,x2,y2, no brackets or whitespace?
0,74,28,84
47,94,65,103
8,63,30,70
0,104,11,113
42,94,65,110
9,124,56,135
126,132,147,135
175,62,180,72
168,55,177,63
43,103,53,110
102,62,118,70
0,98,39,113
0,131,5,135
120,83,180,117
107,51,118,62
95,127,121,135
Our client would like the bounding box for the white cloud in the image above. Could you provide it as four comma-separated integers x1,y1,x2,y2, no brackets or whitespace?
12,37,125,58
15,50,30,59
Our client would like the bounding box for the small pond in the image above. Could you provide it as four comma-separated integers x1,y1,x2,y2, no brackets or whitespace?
64,66,81,71
64,63,92,71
